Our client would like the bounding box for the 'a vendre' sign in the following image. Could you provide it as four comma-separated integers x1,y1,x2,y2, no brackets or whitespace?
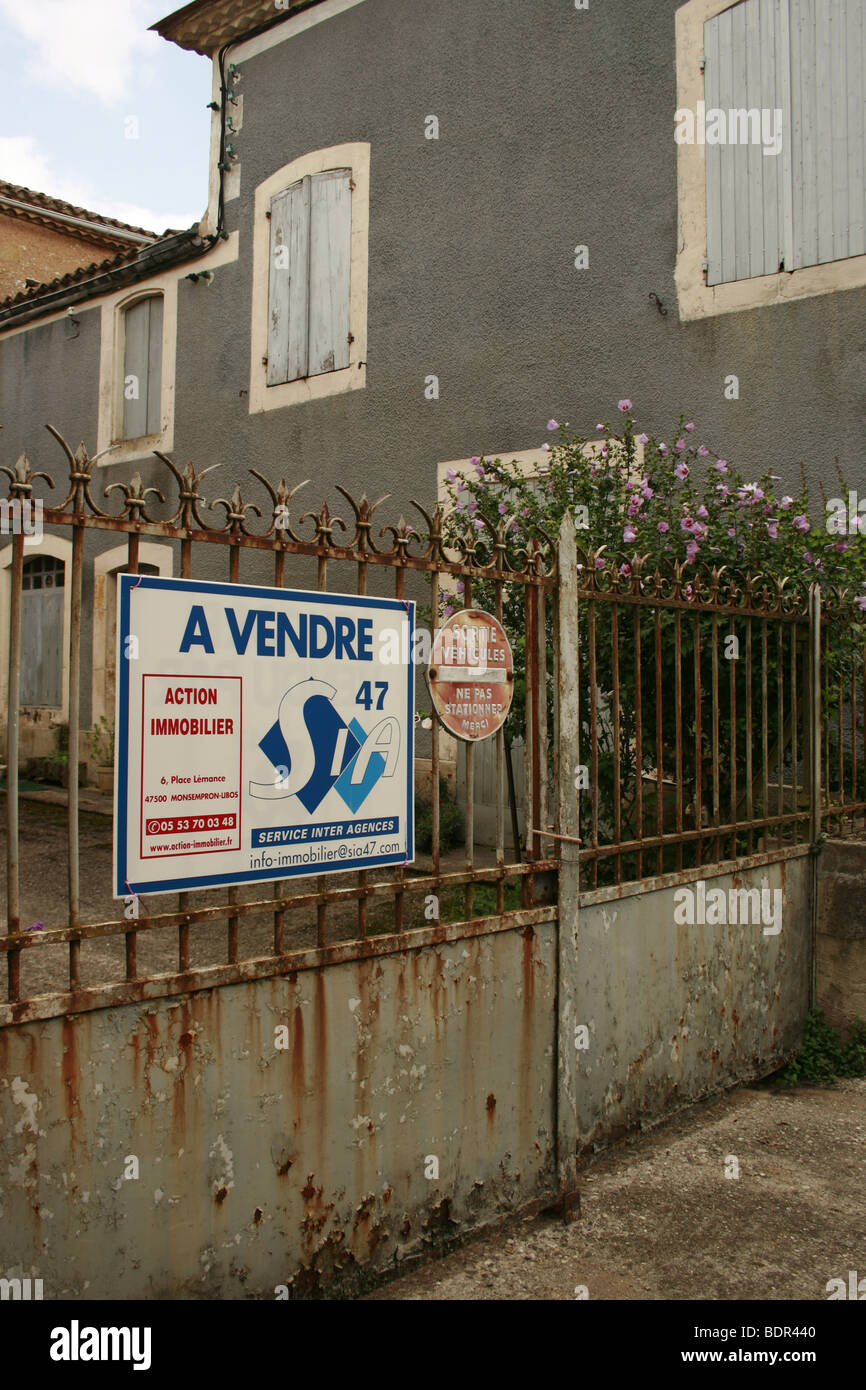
115,575,414,896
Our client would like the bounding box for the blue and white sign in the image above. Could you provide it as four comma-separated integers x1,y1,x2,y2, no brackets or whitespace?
115,575,414,896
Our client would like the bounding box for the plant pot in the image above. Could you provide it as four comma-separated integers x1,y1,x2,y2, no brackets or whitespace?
96,765,114,794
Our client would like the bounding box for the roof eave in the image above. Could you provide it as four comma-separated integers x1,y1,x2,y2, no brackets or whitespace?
151,0,323,56
0,229,214,330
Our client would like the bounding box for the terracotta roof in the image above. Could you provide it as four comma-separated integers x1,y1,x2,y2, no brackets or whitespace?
0,226,206,322
152,0,324,56
0,181,161,244
0,244,146,314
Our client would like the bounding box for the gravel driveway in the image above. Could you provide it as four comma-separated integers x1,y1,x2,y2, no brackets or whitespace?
366,1078,866,1301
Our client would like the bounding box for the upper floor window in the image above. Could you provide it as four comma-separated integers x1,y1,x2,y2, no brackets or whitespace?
120,293,164,441
249,143,370,413
703,0,865,287
267,170,353,384
674,0,866,319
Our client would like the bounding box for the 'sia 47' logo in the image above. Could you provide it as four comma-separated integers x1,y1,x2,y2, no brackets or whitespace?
250,677,400,814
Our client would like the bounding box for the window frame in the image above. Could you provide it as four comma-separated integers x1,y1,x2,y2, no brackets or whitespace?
91,542,173,740
675,0,866,320
97,280,178,465
249,143,370,414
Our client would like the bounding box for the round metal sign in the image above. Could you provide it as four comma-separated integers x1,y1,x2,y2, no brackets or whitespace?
426,609,514,742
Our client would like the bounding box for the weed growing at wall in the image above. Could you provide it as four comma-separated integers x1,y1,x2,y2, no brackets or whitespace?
774,1010,866,1087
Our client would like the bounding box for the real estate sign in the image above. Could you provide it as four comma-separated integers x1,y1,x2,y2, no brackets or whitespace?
114,575,414,896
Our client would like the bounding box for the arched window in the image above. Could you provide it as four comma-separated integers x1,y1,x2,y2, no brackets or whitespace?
21,555,65,706
119,293,164,440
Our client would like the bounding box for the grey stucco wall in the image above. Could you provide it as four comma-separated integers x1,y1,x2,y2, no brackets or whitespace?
1,0,864,528
573,856,812,1150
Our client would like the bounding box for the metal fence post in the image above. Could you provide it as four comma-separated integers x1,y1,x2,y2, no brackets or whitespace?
5,528,24,998
555,515,581,1212
808,583,822,1008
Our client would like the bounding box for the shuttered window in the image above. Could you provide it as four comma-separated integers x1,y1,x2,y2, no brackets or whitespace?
267,170,352,385
20,555,64,707
705,0,866,286
121,295,163,440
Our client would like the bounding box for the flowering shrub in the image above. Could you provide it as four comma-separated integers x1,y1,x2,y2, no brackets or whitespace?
443,405,865,602
438,405,865,875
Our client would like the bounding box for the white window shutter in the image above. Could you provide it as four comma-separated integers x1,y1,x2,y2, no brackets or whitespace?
145,294,163,435
308,169,352,376
122,298,149,439
706,0,865,285
789,0,866,268
122,296,162,439
267,179,310,385
705,0,787,286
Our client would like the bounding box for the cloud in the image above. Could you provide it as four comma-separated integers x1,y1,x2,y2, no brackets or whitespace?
0,135,200,234
0,0,161,105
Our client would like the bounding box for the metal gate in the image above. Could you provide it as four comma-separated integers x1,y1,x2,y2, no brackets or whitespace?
1,429,557,1026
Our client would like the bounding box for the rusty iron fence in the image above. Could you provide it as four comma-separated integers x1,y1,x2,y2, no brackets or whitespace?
818,595,866,841
0,429,556,1024
559,548,864,895
2,436,864,1022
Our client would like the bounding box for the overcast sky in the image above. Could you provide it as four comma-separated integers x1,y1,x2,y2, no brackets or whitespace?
0,0,212,233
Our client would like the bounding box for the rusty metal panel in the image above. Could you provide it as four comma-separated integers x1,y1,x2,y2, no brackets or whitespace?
0,924,558,1298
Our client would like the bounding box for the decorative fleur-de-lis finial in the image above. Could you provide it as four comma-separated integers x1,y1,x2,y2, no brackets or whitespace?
298,499,348,550
0,451,54,499
249,471,310,543
409,500,444,564
156,453,223,530
104,472,165,522
670,558,688,601
335,486,390,553
209,483,262,535
489,514,512,572
378,515,415,561
45,426,111,516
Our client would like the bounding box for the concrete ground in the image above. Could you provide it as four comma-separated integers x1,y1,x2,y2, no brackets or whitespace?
366,1078,866,1301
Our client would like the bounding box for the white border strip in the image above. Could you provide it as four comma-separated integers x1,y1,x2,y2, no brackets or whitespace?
233,0,370,62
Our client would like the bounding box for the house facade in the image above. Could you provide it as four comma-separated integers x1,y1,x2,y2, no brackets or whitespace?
1,0,864,765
